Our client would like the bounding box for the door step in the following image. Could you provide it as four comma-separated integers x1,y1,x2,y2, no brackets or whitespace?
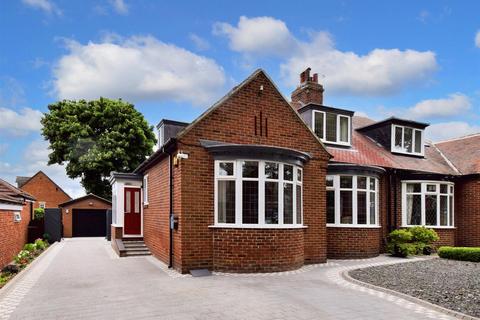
120,239,151,257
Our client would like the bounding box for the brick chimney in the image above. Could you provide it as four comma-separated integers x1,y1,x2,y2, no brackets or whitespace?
291,68,324,110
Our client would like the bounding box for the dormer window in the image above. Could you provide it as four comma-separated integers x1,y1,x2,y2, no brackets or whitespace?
391,125,424,156
313,110,351,146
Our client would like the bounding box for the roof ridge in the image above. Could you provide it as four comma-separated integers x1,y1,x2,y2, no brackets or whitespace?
430,143,461,175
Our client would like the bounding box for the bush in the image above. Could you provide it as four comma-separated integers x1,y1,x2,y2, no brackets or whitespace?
34,239,47,250
387,227,439,257
438,247,480,262
23,243,36,252
34,208,45,220
409,226,439,255
14,250,31,267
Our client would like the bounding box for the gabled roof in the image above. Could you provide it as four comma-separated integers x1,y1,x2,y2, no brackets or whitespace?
435,133,480,175
19,171,72,200
134,69,331,173
327,116,458,175
356,116,430,131
58,193,111,207
0,178,36,205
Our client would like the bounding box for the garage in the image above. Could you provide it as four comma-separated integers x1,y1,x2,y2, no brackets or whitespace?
72,209,107,237
59,193,112,238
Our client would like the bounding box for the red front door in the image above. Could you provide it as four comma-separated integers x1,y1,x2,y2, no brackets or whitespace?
124,187,141,235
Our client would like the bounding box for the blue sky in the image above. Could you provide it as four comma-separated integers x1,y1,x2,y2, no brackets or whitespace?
1,0,479,196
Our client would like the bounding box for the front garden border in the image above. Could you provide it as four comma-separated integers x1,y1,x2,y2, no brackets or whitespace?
343,264,480,320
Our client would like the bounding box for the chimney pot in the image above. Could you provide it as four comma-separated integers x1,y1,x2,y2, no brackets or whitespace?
291,67,324,109
312,73,318,83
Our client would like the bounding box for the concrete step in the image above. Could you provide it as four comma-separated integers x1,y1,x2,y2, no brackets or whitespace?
124,243,148,249
125,251,151,257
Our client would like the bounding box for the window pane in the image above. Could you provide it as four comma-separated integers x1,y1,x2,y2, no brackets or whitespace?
370,191,376,224
395,127,402,148
426,184,436,192
219,162,234,176
369,178,376,191
440,184,448,194
404,127,413,152
357,177,367,189
284,165,293,181
265,162,278,179
339,116,349,142
218,181,236,223
297,168,302,182
242,181,258,224
134,191,140,213
407,183,421,193
242,161,258,178
265,182,278,224
327,190,335,223
326,176,334,187
296,185,302,224
125,191,131,213
340,176,352,188
407,194,421,225
340,190,353,224
425,195,437,226
449,195,453,226
357,191,367,224
314,112,324,139
283,183,293,224
326,113,337,142
414,130,422,153
440,195,448,226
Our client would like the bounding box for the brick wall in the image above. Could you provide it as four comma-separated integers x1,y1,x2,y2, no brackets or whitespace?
142,70,330,273
61,197,112,237
212,228,305,272
327,227,381,259
434,228,456,247
455,176,480,247
21,172,71,209
0,204,31,269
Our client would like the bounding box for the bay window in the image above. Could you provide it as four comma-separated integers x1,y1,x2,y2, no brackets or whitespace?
313,110,351,146
392,125,424,156
215,160,303,227
402,181,454,227
326,175,378,227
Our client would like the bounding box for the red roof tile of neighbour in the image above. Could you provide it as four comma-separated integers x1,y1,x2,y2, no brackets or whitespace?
327,116,458,175
435,134,480,175
0,178,36,205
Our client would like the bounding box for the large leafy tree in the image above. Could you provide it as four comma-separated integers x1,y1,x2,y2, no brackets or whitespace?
41,98,157,198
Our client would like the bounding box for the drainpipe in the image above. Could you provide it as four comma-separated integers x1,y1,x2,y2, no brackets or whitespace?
387,170,392,233
393,169,398,229
167,151,174,269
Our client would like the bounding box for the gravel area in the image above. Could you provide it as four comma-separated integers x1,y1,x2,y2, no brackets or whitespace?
350,258,480,318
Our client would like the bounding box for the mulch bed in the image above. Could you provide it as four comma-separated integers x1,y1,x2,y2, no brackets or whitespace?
350,258,480,318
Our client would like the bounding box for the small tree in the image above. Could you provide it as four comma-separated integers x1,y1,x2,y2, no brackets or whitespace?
33,208,44,220
41,98,156,198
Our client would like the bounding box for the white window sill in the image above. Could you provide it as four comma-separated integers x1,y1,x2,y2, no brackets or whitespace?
209,225,307,230
402,225,456,229
327,224,381,229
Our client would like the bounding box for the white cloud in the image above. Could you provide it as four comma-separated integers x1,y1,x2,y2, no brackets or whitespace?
427,122,480,142
215,16,438,96
475,31,480,48
53,35,226,106
0,139,84,199
409,93,471,119
0,107,43,136
110,0,128,15
22,0,61,15
213,16,297,57
189,33,210,51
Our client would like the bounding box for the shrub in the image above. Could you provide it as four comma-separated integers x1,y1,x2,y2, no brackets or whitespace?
387,229,414,257
34,208,45,220
438,247,480,262
34,239,47,250
23,243,36,252
14,250,31,267
409,226,439,255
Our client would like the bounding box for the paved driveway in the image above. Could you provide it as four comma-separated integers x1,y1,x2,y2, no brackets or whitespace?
0,238,453,320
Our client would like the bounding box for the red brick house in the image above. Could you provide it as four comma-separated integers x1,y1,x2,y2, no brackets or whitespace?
110,68,480,273
0,179,35,269
17,171,72,210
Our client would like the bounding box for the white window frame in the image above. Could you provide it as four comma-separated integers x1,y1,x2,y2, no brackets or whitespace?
312,110,351,146
391,125,424,156
39,202,46,209
213,160,304,228
143,175,149,205
326,175,379,228
13,212,22,223
401,180,455,228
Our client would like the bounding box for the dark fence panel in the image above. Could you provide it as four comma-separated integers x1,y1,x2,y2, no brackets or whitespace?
44,208,62,243
106,209,112,241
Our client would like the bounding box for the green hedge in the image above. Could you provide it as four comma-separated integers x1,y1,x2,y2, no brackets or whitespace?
438,247,480,262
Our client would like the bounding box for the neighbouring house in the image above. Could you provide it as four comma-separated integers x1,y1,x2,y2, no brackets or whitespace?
59,194,112,238
16,171,72,210
0,178,36,269
110,68,480,273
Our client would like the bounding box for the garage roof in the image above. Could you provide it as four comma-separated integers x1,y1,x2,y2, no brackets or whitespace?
59,193,111,207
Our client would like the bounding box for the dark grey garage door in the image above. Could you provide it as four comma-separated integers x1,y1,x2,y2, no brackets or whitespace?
72,209,107,237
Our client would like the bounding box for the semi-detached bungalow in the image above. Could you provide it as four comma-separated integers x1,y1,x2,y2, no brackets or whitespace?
110,68,480,273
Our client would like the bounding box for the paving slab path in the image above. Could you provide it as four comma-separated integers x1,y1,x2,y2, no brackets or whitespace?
0,238,455,320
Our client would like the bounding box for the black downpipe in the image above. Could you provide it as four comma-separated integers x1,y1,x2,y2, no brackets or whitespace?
168,152,174,269
387,170,392,233
393,170,398,229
